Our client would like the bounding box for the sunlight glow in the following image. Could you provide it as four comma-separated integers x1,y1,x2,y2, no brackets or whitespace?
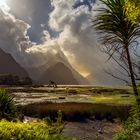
80,72,90,78
0,0,6,6
0,0,9,11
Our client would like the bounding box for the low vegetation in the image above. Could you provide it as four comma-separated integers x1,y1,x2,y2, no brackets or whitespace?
90,95,135,105
0,88,16,120
1,85,140,139
0,119,73,140
113,89,140,140
22,102,130,121
0,74,32,86
114,102,140,140
0,88,74,140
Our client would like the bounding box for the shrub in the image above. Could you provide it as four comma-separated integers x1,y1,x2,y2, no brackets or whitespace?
57,110,63,126
0,120,73,140
44,116,53,126
113,102,140,140
0,74,32,86
0,88,16,120
0,74,19,85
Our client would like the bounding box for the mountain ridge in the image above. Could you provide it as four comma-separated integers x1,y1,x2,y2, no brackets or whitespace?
0,48,29,78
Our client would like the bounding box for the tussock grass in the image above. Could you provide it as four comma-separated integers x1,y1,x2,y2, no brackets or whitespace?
0,88,16,120
22,102,130,121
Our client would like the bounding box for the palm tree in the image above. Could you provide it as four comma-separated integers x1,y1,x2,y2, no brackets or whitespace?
93,0,140,96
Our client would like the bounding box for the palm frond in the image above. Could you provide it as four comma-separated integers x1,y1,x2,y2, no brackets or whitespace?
93,0,140,50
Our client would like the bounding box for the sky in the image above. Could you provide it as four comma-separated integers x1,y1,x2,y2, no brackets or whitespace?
0,0,124,85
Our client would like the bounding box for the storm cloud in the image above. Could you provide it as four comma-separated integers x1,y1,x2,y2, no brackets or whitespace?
0,0,124,85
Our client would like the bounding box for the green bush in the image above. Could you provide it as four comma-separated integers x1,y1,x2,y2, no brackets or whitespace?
0,120,73,140
0,88,16,120
113,102,140,140
113,117,140,139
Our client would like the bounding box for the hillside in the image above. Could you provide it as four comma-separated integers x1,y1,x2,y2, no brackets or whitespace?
0,48,29,78
39,62,78,85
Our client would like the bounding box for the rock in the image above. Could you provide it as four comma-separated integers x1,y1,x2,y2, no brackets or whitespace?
98,128,103,134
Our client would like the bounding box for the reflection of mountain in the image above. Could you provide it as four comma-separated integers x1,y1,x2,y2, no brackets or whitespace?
27,51,89,85
0,48,29,78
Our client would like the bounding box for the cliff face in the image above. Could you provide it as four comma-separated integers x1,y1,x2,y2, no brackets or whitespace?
0,48,29,78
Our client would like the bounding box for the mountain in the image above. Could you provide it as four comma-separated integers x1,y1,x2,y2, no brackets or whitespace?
39,62,78,85
0,48,29,78
27,50,89,85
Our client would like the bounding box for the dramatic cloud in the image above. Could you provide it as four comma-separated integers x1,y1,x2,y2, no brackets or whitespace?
27,0,120,85
7,0,53,43
0,9,31,63
0,0,124,85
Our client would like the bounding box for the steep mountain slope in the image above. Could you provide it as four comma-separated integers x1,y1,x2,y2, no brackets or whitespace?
0,48,29,78
39,62,78,85
27,50,89,85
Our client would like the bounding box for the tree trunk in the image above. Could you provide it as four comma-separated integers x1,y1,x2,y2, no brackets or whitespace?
126,47,138,96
